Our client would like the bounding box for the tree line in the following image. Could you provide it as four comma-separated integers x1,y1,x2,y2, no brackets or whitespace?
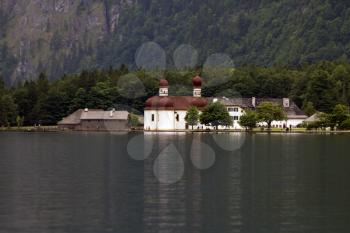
1,60,350,127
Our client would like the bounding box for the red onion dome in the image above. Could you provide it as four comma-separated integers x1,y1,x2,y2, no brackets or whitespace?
145,97,174,108
159,79,169,87
158,97,174,108
145,97,157,108
192,75,202,87
191,98,208,108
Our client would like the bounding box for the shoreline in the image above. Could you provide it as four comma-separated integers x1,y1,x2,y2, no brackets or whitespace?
1,126,350,134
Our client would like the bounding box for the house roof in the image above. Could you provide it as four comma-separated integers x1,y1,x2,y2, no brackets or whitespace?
304,113,322,122
58,109,129,125
208,97,254,108
81,110,129,120
58,109,84,125
210,97,308,119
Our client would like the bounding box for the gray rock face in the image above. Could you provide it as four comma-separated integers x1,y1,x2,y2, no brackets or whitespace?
0,0,130,84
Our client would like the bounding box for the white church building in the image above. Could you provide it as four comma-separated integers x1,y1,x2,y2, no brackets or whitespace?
144,76,208,131
144,76,308,131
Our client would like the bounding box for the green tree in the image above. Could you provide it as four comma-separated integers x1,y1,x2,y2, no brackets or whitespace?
332,65,350,103
0,75,4,91
200,102,232,130
129,113,140,128
339,118,350,130
185,106,199,130
330,104,349,128
239,110,258,130
0,94,17,127
302,101,316,116
16,115,24,128
256,102,285,129
306,70,338,113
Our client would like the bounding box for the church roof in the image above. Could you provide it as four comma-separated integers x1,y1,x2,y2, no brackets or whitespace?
145,96,208,110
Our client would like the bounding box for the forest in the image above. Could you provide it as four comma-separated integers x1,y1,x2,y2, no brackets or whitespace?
2,0,350,83
1,60,350,127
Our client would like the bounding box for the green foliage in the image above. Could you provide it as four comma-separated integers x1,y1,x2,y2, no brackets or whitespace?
256,102,285,129
239,110,258,130
95,0,350,73
0,94,17,127
4,1,350,83
306,121,323,130
16,115,24,128
302,101,316,117
331,104,349,125
339,118,350,130
185,106,199,130
1,60,350,127
200,102,232,129
129,113,140,127
306,69,338,113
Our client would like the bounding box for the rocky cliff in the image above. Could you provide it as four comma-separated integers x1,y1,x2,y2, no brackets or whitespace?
1,0,350,85
0,0,131,84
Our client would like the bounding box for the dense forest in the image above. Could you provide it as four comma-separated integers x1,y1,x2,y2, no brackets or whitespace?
1,60,350,127
1,0,350,83
101,0,350,67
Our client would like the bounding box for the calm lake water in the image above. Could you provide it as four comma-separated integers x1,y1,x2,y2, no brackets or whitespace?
0,132,349,233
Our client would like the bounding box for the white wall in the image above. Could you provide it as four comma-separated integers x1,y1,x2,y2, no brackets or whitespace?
174,110,187,130
258,119,305,128
148,110,176,130
145,110,207,130
227,106,245,129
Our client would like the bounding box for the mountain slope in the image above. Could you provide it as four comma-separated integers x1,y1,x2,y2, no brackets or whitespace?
1,0,350,84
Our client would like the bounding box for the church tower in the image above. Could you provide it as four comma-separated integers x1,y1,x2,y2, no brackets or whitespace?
159,79,169,96
192,76,202,98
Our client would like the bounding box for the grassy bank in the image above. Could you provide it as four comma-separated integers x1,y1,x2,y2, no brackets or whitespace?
0,126,58,132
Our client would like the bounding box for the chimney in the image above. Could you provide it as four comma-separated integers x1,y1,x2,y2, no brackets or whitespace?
110,108,115,117
283,98,290,108
252,97,256,108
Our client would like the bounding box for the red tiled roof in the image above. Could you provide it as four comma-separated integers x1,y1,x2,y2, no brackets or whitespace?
145,96,208,110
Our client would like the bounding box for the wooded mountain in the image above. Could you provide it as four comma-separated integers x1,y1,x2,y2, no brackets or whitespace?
1,0,350,85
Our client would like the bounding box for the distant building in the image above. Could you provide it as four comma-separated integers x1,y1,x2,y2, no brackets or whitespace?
213,97,308,129
144,76,208,130
58,109,130,131
144,76,307,131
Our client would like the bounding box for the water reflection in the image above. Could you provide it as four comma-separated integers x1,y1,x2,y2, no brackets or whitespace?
0,132,349,233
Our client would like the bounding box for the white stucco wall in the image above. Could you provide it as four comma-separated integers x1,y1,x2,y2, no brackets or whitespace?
144,110,176,130
258,119,306,128
227,106,245,129
145,110,208,130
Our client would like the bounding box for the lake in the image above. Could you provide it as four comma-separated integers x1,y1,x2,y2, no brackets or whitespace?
0,132,349,233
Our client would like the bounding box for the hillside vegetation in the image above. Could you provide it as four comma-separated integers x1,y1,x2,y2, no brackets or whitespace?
1,61,350,126
1,0,350,84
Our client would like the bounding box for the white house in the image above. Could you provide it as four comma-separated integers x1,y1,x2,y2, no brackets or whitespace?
213,97,308,129
144,76,208,131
